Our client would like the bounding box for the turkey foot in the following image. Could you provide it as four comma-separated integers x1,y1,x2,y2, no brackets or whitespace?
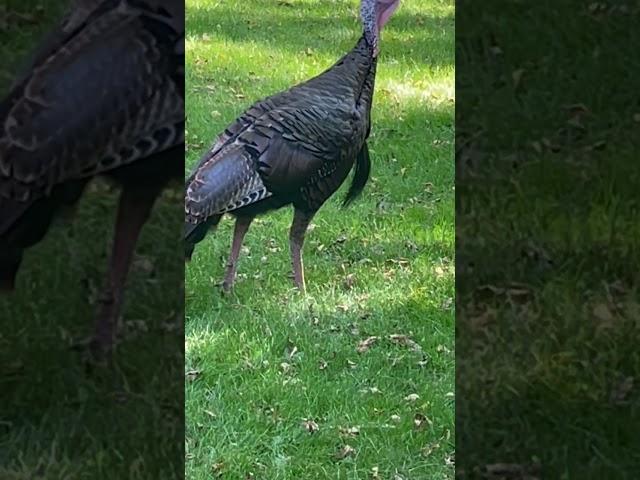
221,215,254,293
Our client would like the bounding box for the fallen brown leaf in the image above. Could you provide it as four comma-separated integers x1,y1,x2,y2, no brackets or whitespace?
404,393,420,402
334,444,356,461
280,362,293,374
593,303,614,322
389,334,423,353
339,426,360,438
414,413,431,430
357,336,379,353
343,273,357,290
211,462,224,477
337,303,350,312
185,370,202,382
610,376,634,405
421,442,440,457
359,386,382,395
511,68,525,90
482,463,541,479
301,419,319,433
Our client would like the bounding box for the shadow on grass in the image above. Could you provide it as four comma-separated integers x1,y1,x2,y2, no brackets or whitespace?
456,1,640,477
458,385,640,477
0,191,184,478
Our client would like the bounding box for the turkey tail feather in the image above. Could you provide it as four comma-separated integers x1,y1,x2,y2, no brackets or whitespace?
342,142,371,207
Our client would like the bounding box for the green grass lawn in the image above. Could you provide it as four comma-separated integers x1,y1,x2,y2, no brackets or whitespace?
0,3,184,478
456,1,640,477
185,0,454,478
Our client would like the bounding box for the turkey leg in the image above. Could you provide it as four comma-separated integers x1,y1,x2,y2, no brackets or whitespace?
289,208,315,293
91,183,161,358
222,215,254,292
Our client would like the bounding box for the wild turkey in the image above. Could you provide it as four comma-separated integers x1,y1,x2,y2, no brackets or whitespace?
0,0,184,356
185,0,400,292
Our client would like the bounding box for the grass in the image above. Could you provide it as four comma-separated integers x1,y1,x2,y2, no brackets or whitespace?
456,1,640,478
185,0,454,478
0,3,183,478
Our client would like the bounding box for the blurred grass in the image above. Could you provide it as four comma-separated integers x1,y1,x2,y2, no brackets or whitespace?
456,0,640,478
0,2,183,478
185,0,454,478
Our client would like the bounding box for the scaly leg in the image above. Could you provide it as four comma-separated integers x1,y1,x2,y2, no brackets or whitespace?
289,208,315,293
222,215,254,292
91,183,161,359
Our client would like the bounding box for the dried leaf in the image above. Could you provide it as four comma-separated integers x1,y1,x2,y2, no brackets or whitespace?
389,334,423,353
563,103,590,115
132,255,155,274
357,336,379,353
185,370,202,382
336,303,350,312
531,140,542,154
511,68,525,89
211,462,224,477
343,273,357,290
484,463,541,478
441,297,454,310
414,413,431,430
301,419,319,433
280,362,293,374
334,444,356,460
339,426,360,437
360,386,382,395
593,303,613,322
610,376,634,405
421,442,439,457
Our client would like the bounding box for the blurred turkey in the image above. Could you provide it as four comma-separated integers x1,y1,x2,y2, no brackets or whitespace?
0,0,184,355
185,0,400,292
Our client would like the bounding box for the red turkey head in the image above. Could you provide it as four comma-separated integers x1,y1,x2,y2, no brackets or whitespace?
361,0,401,57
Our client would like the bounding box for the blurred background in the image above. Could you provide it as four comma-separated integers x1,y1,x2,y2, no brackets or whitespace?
0,2,184,478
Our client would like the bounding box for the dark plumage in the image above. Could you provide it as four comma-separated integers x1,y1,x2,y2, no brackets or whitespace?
185,0,400,292
0,0,184,356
